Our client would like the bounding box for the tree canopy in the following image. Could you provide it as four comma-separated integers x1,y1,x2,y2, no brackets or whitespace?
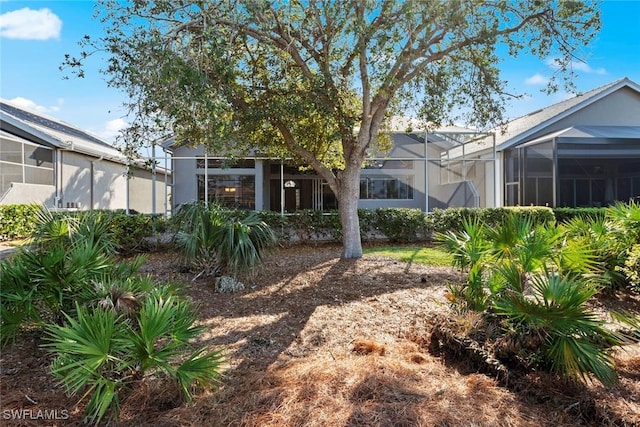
65,0,600,258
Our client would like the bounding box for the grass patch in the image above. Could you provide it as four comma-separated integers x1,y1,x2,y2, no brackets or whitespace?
364,245,452,267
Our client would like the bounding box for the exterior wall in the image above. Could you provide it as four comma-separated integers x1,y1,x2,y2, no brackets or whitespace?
359,133,426,210
0,183,55,206
59,151,127,210
169,133,490,212
171,145,202,206
129,167,172,214
171,145,263,210
525,87,640,142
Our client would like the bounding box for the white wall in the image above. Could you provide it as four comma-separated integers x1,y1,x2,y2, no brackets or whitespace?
129,167,171,214
59,151,127,210
0,183,55,206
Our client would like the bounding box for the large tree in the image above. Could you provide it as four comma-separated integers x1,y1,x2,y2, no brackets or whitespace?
66,0,600,259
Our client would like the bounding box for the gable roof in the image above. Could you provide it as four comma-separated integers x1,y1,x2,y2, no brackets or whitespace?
0,99,125,162
493,77,640,151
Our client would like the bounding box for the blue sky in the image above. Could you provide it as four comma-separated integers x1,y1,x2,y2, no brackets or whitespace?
1,0,639,143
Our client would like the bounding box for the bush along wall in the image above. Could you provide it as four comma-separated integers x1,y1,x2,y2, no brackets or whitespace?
553,207,606,224
251,208,433,243
0,204,41,241
429,206,555,235
226,206,555,244
0,204,167,252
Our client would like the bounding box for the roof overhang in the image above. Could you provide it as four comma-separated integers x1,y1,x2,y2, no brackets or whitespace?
517,125,640,147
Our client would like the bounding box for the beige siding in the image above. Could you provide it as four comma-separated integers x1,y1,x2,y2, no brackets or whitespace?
129,167,171,214
526,87,640,142
59,151,127,210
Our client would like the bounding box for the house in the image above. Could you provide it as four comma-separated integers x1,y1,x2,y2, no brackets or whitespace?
164,77,640,212
465,77,640,208
0,99,170,214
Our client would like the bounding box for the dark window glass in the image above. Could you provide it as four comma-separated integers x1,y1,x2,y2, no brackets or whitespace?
617,178,631,202
196,158,255,169
575,179,590,206
591,179,606,206
197,175,255,209
538,177,553,206
524,178,537,206
633,177,640,199
359,176,414,199
559,179,575,207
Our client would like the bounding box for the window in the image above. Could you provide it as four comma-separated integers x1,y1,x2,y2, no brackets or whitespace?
196,158,255,169
359,176,414,199
363,160,415,170
197,175,255,209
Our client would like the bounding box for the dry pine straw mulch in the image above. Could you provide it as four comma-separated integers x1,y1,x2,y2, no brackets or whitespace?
1,243,639,427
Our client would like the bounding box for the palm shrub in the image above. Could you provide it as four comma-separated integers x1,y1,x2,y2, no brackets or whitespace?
0,209,144,344
437,217,490,310
174,202,276,278
437,213,639,385
562,216,627,288
45,287,224,425
620,244,640,292
0,239,120,342
493,272,626,385
32,208,118,256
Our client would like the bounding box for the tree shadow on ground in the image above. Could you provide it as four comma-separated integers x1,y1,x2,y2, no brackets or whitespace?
147,244,461,425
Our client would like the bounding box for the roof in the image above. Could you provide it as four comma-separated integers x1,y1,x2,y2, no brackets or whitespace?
492,77,640,150
0,99,125,162
521,125,640,146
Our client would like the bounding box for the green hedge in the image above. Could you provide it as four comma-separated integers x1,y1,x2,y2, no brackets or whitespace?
255,208,431,243
221,206,552,243
4,203,558,246
0,205,167,252
0,204,41,241
429,206,555,234
553,207,606,224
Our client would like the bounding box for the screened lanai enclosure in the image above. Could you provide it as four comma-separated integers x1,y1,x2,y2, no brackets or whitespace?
503,126,640,207
164,127,497,215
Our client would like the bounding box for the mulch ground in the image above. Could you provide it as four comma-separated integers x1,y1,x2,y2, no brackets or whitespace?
1,243,639,426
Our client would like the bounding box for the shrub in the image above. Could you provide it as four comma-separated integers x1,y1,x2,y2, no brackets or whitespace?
45,287,224,425
0,209,146,344
553,207,606,224
493,273,624,385
173,203,276,278
438,214,639,385
430,207,554,234
0,204,41,241
620,244,640,292
374,208,431,242
0,239,144,344
106,211,167,253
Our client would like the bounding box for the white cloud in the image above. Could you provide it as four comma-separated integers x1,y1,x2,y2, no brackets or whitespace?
7,96,63,114
545,57,607,75
0,7,62,40
571,61,607,75
525,73,549,86
98,118,128,141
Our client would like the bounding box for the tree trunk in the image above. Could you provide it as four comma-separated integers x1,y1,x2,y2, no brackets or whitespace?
338,164,363,259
